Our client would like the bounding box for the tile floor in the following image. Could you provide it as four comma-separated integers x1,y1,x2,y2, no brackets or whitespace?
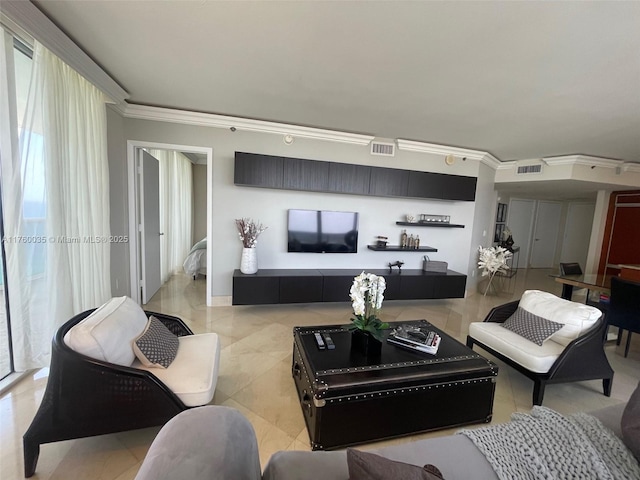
1,269,639,479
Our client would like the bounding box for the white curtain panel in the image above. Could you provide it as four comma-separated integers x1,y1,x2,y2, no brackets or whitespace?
150,149,193,283
3,41,111,370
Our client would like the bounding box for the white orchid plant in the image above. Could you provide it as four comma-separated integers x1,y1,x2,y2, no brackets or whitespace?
348,272,389,341
477,245,513,295
235,218,267,248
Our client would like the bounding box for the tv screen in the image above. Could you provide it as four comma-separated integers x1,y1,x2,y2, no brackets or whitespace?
288,209,359,253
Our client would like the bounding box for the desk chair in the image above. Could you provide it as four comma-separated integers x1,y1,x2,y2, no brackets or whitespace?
606,276,640,357
559,262,583,276
559,263,592,303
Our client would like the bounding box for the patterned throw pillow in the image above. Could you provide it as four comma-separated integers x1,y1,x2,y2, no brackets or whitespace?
347,449,444,480
502,307,563,346
133,316,179,368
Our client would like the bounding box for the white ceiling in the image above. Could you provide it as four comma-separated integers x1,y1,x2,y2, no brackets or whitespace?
31,1,640,181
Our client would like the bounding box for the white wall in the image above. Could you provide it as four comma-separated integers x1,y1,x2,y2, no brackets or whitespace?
586,190,612,273
106,107,130,296
467,162,498,293
192,163,207,242
113,116,496,302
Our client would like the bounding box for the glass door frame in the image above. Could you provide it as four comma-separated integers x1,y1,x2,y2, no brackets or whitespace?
0,185,15,379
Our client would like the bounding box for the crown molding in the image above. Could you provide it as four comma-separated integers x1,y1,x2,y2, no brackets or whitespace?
396,138,485,159
118,103,640,170
107,101,127,116
543,155,622,168
396,139,502,168
496,160,518,171
123,103,375,146
2,0,128,104
479,153,502,169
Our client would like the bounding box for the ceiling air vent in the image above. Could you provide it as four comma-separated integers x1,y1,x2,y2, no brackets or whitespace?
516,164,542,175
370,141,395,157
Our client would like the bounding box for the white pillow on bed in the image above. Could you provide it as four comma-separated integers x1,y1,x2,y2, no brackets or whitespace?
64,296,148,366
518,290,601,347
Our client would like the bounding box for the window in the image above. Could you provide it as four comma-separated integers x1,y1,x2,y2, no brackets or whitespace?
0,37,36,380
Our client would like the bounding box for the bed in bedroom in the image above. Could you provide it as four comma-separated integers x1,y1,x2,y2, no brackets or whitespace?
183,238,207,279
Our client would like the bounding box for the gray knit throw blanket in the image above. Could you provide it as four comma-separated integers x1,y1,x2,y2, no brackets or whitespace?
458,406,640,480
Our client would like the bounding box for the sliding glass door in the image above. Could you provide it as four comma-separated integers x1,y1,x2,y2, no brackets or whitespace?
0,33,36,378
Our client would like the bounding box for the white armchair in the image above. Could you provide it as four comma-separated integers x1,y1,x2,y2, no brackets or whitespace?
23,297,220,477
467,290,613,405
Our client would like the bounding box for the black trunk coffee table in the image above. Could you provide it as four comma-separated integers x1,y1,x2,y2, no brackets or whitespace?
292,320,498,450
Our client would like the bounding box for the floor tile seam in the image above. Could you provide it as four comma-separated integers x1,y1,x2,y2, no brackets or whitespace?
216,375,263,398
226,363,307,438
216,354,288,397
225,396,299,445
223,333,293,351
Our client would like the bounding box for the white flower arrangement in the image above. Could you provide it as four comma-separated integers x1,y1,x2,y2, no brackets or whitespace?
477,245,513,296
348,272,389,340
235,218,267,248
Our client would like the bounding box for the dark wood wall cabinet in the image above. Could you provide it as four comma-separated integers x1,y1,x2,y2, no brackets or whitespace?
232,268,467,305
233,152,284,188
234,152,477,201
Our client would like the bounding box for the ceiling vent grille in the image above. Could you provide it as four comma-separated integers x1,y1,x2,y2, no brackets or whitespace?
516,164,542,175
370,141,395,157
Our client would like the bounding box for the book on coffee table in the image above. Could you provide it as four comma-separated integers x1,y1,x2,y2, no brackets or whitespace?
387,324,441,355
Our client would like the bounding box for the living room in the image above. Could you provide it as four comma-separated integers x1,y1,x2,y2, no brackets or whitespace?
1,1,640,479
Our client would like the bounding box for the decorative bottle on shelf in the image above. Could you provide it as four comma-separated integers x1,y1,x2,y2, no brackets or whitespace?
408,234,415,248
415,235,420,249
400,229,408,248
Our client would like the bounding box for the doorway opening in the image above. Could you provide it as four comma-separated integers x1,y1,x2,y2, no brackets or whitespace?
127,141,212,306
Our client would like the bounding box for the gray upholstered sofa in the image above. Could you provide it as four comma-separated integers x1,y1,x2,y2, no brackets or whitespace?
134,398,638,480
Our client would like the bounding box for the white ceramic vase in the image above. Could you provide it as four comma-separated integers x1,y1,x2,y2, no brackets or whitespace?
240,247,258,274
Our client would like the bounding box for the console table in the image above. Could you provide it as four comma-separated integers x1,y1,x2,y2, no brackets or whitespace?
496,246,520,278
232,268,467,305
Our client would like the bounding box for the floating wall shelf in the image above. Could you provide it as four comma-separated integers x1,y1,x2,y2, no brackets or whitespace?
396,221,465,228
367,245,438,252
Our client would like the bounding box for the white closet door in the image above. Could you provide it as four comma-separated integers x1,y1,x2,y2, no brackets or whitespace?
507,199,536,269
560,202,595,268
530,201,562,268
140,150,162,304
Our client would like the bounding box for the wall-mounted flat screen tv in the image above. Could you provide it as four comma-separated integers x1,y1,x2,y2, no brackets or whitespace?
288,209,359,253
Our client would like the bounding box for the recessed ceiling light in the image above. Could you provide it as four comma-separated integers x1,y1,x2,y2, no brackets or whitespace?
445,154,455,165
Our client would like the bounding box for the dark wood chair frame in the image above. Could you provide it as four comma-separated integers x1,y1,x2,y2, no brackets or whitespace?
605,276,640,358
466,300,614,406
23,309,194,478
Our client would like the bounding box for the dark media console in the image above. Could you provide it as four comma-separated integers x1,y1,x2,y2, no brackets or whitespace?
232,268,467,305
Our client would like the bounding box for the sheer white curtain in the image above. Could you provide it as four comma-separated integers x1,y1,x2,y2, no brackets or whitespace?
3,40,111,370
149,149,193,283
